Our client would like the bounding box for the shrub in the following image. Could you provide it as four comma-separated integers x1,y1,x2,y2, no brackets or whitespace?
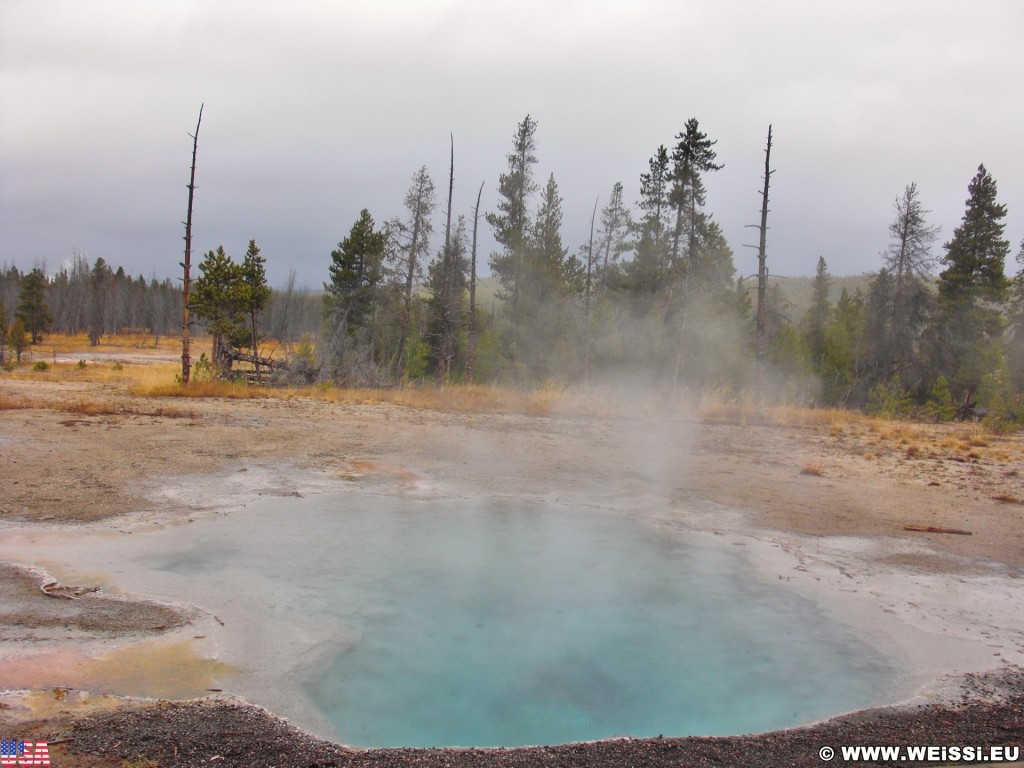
866,375,913,418
32,360,50,372
927,376,956,421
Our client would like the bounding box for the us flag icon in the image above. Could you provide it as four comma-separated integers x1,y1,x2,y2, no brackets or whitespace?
0,741,50,766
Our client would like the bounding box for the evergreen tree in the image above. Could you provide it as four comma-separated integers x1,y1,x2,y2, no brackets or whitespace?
626,146,671,297
487,115,539,321
192,246,243,371
1008,238,1024,392
88,257,112,345
939,165,1010,305
820,287,864,404
425,216,468,381
15,267,53,343
882,184,938,388
527,173,576,303
323,210,388,380
595,181,633,287
9,318,29,365
668,118,723,271
390,166,435,379
239,240,271,359
802,256,832,370
884,183,940,281
0,301,7,363
861,269,898,388
930,164,1011,402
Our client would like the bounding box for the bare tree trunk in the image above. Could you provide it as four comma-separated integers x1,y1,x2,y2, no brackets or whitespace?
466,180,484,384
250,307,260,379
437,134,455,386
181,104,203,385
755,125,774,391
583,196,598,383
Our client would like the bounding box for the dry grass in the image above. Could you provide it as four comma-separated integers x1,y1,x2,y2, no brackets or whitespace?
129,372,584,417
694,392,856,430
27,332,181,356
311,384,573,416
135,379,277,400
0,393,196,419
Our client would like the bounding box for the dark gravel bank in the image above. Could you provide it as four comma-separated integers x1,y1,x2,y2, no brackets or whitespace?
25,667,1023,768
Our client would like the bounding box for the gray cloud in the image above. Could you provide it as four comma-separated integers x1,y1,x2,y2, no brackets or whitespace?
2,0,1022,287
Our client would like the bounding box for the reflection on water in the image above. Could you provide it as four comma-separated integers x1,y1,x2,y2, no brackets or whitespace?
7,493,891,748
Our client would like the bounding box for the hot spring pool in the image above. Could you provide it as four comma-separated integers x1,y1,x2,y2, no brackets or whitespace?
38,492,893,747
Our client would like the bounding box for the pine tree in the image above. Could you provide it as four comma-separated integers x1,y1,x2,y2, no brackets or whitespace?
0,301,8,364
820,287,864,405
1008,238,1024,392
426,216,468,382
669,118,723,272
15,267,53,343
595,181,632,286
9,318,29,365
239,240,271,359
323,210,388,373
930,164,1011,402
884,183,940,281
88,257,112,346
192,245,243,372
861,269,897,388
939,165,1010,305
802,256,832,369
390,166,435,379
627,146,671,296
527,173,575,303
882,183,939,387
487,115,539,322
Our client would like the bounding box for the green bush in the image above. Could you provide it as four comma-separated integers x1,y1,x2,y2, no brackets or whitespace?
927,376,956,421
32,360,50,372
866,374,912,418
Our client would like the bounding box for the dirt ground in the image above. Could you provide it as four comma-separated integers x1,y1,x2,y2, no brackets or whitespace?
1,371,1023,765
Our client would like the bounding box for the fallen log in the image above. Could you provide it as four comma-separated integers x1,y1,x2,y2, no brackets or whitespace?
904,525,973,536
41,581,80,599
40,580,100,599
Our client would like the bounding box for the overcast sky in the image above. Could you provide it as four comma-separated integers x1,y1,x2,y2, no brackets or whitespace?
2,0,1022,288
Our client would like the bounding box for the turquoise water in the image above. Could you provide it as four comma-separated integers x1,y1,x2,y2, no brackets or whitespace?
298,497,885,747
135,494,888,748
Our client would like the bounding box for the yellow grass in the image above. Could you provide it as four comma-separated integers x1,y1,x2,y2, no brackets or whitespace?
694,392,853,429
28,332,181,356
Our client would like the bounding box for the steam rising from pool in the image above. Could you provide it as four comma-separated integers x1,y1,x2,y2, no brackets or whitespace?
141,493,889,747
22,488,889,747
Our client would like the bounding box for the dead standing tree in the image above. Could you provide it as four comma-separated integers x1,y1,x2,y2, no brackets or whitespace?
466,180,484,384
583,196,599,383
745,124,774,391
437,134,456,385
181,104,203,385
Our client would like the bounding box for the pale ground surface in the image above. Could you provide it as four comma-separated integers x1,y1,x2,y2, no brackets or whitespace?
1,367,1024,761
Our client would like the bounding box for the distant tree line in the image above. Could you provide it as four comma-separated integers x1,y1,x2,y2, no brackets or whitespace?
774,167,1023,421
311,115,747,391
0,252,323,365
3,116,1023,427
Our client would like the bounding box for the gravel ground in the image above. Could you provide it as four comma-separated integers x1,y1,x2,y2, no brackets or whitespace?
11,666,1019,767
